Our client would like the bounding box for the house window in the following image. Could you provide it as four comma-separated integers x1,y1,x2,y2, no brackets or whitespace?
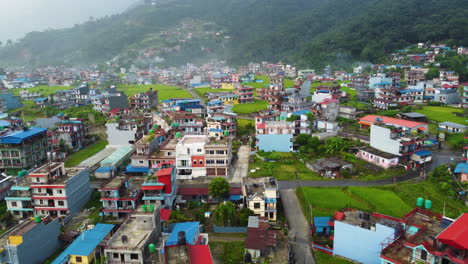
75,256,82,262
58,190,63,194
139,160,144,164
193,160,197,165
420,250,427,260
216,150,225,155
113,253,119,259
36,177,41,182
199,160,203,165
11,202,17,207
58,201,64,206
130,254,139,260
254,203,261,209
197,149,202,153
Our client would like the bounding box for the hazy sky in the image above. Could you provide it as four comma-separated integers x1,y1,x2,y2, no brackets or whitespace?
0,0,139,42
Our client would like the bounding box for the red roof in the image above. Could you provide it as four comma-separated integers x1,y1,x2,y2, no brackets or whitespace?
178,188,209,196
359,115,427,129
157,168,173,177
334,211,345,221
437,213,468,250
141,185,164,191
160,208,172,222
188,245,214,264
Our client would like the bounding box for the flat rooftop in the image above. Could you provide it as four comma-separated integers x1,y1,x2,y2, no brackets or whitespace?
100,177,143,198
108,220,151,249
9,220,37,236
339,209,402,230
31,162,63,174
166,246,189,264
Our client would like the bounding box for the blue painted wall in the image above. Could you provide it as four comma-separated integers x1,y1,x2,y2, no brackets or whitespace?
0,218,61,264
0,93,22,110
333,221,396,264
257,134,293,152
65,167,92,218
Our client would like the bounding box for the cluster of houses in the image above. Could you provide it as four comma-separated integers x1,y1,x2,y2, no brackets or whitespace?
313,201,468,264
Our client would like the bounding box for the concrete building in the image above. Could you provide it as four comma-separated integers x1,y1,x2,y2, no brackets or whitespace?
91,93,129,113
438,121,467,133
56,119,86,150
245,216,278,262
206,112,237,137
6,163,92,220
129,130,168,173
160,99,203,113
175,135,232,179
50,90,75,110
99,177,143,219
0,217,61,264
95,146,134,179
130,89,158,110
243,178,279,221
0,93,22,112
433,88,460,105
106,115,152,146
52,223,115,264
236,85,254,103
338,106,362,120
258,73,285,109
0,127,49,171
166,112,204,135
142,161,177,208
405,68,428,85
104,204,162,264
359,115,428,133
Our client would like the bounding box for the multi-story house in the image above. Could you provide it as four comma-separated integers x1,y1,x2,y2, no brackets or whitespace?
405,67,428,85
106,115,152,146
243,177,279,221
454,133,468,182
99,176,144,219
258,73,285,109
206,100,226,115
104,204,162,264
0,127,49,171
357,123,430,169
281,94,314,112
91,92,129,113
56,119,86,150
141,161,177,208
461,83,468,108
440,70,459,82
34,97,50,108
0,216,61,264
130,89,158,110
19,90,41,101
50,90,74,110
6,162,91,219
160,98,203,114
166,112,205,135
236,85,254,103
206,112,237,137
210,74,230,89
129,130,168,172
175,135,232,179
71,83,90,104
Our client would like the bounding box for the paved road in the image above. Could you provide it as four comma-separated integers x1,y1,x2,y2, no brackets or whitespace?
230,145,251,183
281,189,315,264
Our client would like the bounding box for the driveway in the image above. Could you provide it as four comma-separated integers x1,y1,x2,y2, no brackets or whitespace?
230,145,251,183
280,189,315,264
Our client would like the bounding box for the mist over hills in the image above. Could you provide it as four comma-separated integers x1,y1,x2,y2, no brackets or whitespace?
0,0,467,69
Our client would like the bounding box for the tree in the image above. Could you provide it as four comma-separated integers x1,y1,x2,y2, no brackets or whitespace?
425,68,440,80
209,177,230,200
323,137,351,156
213,201,236,226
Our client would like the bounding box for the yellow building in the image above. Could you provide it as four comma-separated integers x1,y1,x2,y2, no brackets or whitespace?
221,83,234,90
51,223,114,264
219,94,239,105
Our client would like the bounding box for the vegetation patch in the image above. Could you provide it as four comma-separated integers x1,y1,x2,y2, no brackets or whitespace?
10,85,72,97
209,241,245,264
315,250,355,264
237,118,255,137
64,138,108,167
249,155,324,181
194,88,233,98
232,99,269,114
116,84,192,100
415,106,467,125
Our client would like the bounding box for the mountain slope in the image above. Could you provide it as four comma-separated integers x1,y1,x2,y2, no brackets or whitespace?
0,0,466,69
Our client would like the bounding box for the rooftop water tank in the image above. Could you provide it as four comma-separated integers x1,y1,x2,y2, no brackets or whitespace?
416,197,424,207
424,200,432,209
149,243,156,253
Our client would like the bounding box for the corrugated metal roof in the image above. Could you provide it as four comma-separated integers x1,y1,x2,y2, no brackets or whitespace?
0,127,47,144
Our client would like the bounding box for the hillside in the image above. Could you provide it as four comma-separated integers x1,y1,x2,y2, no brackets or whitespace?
0,0,466,69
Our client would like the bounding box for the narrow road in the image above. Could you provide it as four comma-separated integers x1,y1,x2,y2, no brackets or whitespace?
187,88,206,106
281,189,315,264
230,145,251,183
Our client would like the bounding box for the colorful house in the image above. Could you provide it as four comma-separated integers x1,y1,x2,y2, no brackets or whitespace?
141,161,177,208
51,224,115,264
98,177,143,219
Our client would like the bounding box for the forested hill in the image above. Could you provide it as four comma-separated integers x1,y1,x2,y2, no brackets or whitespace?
0,0,467,69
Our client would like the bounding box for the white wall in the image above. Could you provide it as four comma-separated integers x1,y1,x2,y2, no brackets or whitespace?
370,125,400,156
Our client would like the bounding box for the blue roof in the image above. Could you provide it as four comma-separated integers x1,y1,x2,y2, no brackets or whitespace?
414,150,432,157
0,120,11,127
162,99,172,103
126,164,149,173
229,195,242,201
34,97,48,102
291,109,311,116
207,100,223,105
454,163,468,173
52,224,114,264
209,128,223,133
166,222,200,246
0,127,47,144
213,116,226,121
95,167,115,173
265,198,277,203
314,217,331,227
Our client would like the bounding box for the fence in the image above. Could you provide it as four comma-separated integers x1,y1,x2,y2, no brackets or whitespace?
213,225,247,233
312,243,333,255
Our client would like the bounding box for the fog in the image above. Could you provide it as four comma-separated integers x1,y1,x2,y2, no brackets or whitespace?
0,0,139,42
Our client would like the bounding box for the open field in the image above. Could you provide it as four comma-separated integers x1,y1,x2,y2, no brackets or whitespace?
297,181,468,222
415,106,467,125
232,99,269,114
10,85,72,97
249,156,323,181
64,139,108,167
116,84,192,100
193,87,233,98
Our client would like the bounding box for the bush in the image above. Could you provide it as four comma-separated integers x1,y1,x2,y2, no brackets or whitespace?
428,101,442,106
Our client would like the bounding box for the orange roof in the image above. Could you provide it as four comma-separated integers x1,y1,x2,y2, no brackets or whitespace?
359,115,427,129
358,121,372,126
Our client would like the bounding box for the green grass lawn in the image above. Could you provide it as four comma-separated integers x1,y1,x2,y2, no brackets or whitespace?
116,84,192,100
341,99,370,110
10,85,72,97
232,99,269,114
64,139,108,167
415,106,467,125
339,86,357,99
193,88,233,99
237,118,254,136
209,241,245,264
249,156,324,181
246,74,295,89
315,250,355,264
